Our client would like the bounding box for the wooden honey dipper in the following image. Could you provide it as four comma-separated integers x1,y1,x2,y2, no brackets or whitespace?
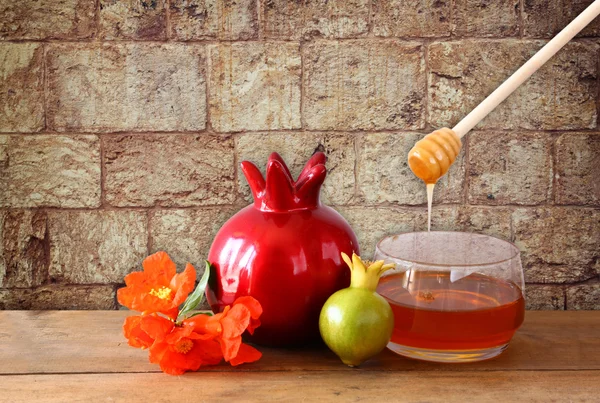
408,0,600,185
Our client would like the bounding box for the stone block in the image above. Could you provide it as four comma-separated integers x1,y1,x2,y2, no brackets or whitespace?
512,208,600,283
566,283,600,309
150,208,238,278
0,211,47,288
48,211,148,284
208,42,301,132
525,285,565,310
104,134,235,207
372,0,450,37
523,0,600,38
428,40,597,130
0,0,95,39
0,44,44,132
170,0,257,40
556,134,600,206
0,286,116,310
47,43,206,132
0,135,101,208
457,206,512,241
262,0,368,39
468,132,553,205
99,0,167,39
304,40,425,130
453,0,519,37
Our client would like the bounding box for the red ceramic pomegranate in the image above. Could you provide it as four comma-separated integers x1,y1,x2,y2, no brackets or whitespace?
207,152,359,346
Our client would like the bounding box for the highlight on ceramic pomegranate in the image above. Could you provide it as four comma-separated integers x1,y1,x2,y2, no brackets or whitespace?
207,152,359,346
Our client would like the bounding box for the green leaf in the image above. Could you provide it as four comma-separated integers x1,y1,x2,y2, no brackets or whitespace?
178,261,212,321
187,311,213,319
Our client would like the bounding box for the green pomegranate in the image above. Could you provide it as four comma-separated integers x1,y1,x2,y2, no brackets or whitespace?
319,252,395,367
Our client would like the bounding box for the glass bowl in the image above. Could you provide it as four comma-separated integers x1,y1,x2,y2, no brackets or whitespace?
375,231,525,363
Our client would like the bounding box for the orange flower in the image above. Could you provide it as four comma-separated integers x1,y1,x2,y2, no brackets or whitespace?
140,315,223,376
122,296,264,375
117,252,196,319
119,252,264,375
190,297,263,366
123,315,154,349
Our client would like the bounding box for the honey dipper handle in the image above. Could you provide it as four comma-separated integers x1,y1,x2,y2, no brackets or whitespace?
452,0,600,138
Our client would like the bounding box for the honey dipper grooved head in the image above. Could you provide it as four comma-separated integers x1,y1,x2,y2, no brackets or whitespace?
407,128,462,184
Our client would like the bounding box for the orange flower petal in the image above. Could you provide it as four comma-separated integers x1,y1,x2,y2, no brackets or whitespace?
233,296,263,335
119,283,178,317
185,314,222,337
162,350,196,371
132,293,177,318
170,263,197,307
229,343,262,366
246,318,261,335
149,332,224,375
116,287,137,310
233,296,263,319
164,307,180,321
123,271,149,288
182,344,208,370
159,363,186,376
193,339,223,366
123,316,153,349
157,345,205,375
184,313,210,329
140,315,174,342
143,251,176,286
220,304,251,339
187,332,215,341
148,341,169,365
165,325,194,345
220,335,242,362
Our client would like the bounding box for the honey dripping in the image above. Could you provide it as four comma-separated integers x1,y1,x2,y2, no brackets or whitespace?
408,128,462,232
426,183,434,232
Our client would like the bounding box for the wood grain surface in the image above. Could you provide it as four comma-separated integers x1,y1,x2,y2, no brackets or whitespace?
3,371,600,403
0,311,598,402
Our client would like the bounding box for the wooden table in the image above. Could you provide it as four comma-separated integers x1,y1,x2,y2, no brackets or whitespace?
0,311,598,402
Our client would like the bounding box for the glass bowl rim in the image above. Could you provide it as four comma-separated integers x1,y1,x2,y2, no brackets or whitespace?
375,231,521,268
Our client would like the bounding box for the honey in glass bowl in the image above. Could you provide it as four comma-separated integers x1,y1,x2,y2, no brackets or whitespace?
375,232,525,363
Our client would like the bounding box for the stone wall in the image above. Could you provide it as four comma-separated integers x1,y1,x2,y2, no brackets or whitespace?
1,0,598,310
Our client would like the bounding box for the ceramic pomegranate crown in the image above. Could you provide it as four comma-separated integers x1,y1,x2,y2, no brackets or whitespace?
241,152,327,211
